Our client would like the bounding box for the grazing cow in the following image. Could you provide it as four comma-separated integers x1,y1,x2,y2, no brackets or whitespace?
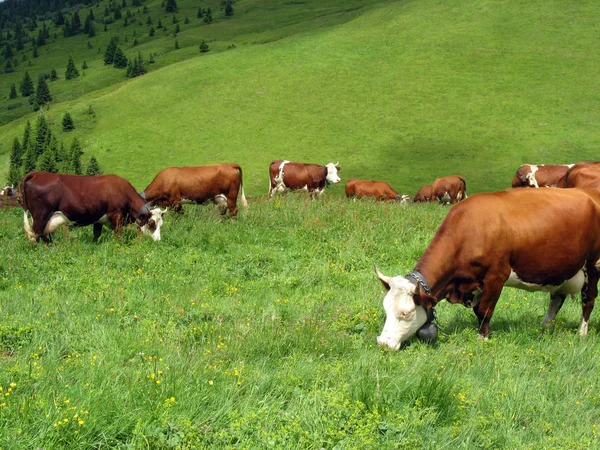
375,188,600,350
21,172,165,243
268,160,341,199
557,162,600,189
412,184,435,202
142,164,248,217
511,164,572,188
0,186,20,208
345,179,407,202
431,175,467,204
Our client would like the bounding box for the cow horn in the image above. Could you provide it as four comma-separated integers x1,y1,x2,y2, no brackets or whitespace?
160,207,168,214
374,263,392,288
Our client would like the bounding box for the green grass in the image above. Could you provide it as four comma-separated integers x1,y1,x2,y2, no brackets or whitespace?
3,0,600,196
1,198,600,448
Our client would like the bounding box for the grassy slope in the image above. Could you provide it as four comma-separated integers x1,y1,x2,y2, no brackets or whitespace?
2,0,600,196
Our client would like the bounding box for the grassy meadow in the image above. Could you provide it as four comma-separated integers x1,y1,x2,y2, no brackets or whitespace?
1,198,600,449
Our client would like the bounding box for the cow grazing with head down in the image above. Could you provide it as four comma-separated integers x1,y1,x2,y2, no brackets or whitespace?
431,175,467,204
268,160,341,199
21,172,165,243
412,184,434,202
345,179,408,202
557,162,600,189
511,164,572,188
375,187,600,350
0,186,20,208
142,164,248,216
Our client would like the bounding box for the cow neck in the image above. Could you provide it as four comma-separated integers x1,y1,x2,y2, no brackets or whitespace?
412,238,457,300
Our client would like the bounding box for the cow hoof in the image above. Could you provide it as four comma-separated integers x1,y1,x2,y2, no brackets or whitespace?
416,322,438,344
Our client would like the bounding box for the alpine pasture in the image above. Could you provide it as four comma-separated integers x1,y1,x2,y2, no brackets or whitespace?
2,0,600,448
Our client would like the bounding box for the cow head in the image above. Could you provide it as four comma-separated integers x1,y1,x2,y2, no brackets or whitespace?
374,265,432,349
325,162,341,185
139,207,166,241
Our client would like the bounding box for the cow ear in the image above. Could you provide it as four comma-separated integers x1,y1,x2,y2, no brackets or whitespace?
336,166,341,172
147,219,156,232
374,264,391,291
415,290,437,309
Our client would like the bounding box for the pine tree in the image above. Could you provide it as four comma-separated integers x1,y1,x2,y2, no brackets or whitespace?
32,44,39,58
157,18,163,28
165,0,177,13
174,39,179,49
22,121,32,151
148,27,155,36
62,112,75,131
20,71,34,96
36,78,52,106
199,40,209,53
82,60,88,70
3,42,14,59
197,7,203,18
86,156,103,175
7,165,22,188
70,138,84,174
65,55,80,79
34,115,49,157
72,11,82,34
4,59,14,74
9,83,17,99
50,68,58,80
225,3,234,16
23,146,37,174
37,148,57,173
113,47,128,68
203,8,212,24
104,37,119,64
9,137,23,169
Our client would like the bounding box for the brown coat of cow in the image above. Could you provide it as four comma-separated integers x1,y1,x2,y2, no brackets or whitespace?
142,164,248,216
268,160,341,198
412,184,434,202
431,175,467,204
511,164,571,188
557,162,600,189
20,172,162,243
345,179,400,201
406,188,600,339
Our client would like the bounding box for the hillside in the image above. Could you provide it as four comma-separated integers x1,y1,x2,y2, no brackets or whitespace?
1,0,600,197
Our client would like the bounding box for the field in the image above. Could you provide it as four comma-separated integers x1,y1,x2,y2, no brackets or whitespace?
1,197,600,449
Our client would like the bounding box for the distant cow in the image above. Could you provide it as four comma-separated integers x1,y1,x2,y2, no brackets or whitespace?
21,172,165,243
557,162,600,189
412,184,434,202
511,164,572,188
142,164,248,217
432,175,467,204
375,188,600,350
345,179,407,202
268,160,341,199
0,186,20,208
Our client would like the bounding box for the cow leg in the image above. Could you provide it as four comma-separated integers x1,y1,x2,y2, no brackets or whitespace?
226,197,238,218
541,293,567,328
579,267,598,337
93,223,103,242
473,276,505,339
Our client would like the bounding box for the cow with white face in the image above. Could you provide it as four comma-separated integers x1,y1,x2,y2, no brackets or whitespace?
268,160,341,199
375,188,600,349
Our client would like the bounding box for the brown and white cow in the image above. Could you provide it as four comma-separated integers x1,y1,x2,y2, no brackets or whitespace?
21,172,165,243
412,184,434,202
557,162,600,189
142,164,248,216
375,187,600,349
511,164,572,188
268,160,341,199
431,175,467,204
345,179,408,202
0,186,20,208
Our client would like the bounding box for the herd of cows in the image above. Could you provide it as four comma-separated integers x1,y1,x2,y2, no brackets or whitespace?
3,160,600,350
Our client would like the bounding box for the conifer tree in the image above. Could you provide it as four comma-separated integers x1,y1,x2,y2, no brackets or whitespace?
37,148,57,173
22,121,32,151
23,145,37,174
65,55,80,79
9,83,17,99
197,7,203,18
72,11,82,34
157,18,163,28
148,27,155,36
203,8,212,24
86,156,103,175
199,40,209,53
225,3,234,16
9,137,23,170
165,0,177,13
34,115,49,157
62,112,75,131
4,59,14,73
36,77,52,106
70,138,84,174
113,47,128,68
82,60,88,69
32,44,39,58
7,165,22,188
50,68,58,80
20,71,34,96
104,37,119,64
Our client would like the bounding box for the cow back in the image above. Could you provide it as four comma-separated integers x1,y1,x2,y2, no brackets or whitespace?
560,162,600,189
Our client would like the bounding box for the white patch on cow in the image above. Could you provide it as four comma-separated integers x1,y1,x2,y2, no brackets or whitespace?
525,165,540,188
505,269,584,296
376,275,428,349
439,192,451,205
270,160,290,197
96,214,112,227
140,208,165,241
579,319,589,336
44,211,74,235
23,211,36,243
325,163,341,185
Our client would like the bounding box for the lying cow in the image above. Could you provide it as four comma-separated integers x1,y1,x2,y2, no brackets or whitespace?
511,164,572,188
557,161,600,189
375,187,600,349
431,175,467,204
142,164,248,216
0,186,20,208
268,160,341,199
412,184,434,202
21,172,165,243
345,179,408,202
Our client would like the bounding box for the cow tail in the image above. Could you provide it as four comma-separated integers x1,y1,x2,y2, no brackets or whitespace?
20,172,36,242
237,166,248,211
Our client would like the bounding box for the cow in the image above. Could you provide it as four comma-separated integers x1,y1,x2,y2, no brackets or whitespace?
141,164,248,217
374,187,600,350
268,160,341,199
557,162,600,189
511,164,572,188
0,186,20,208
431,175,467,204
20,172,165,243
412,184,435,202
345,179,408,202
